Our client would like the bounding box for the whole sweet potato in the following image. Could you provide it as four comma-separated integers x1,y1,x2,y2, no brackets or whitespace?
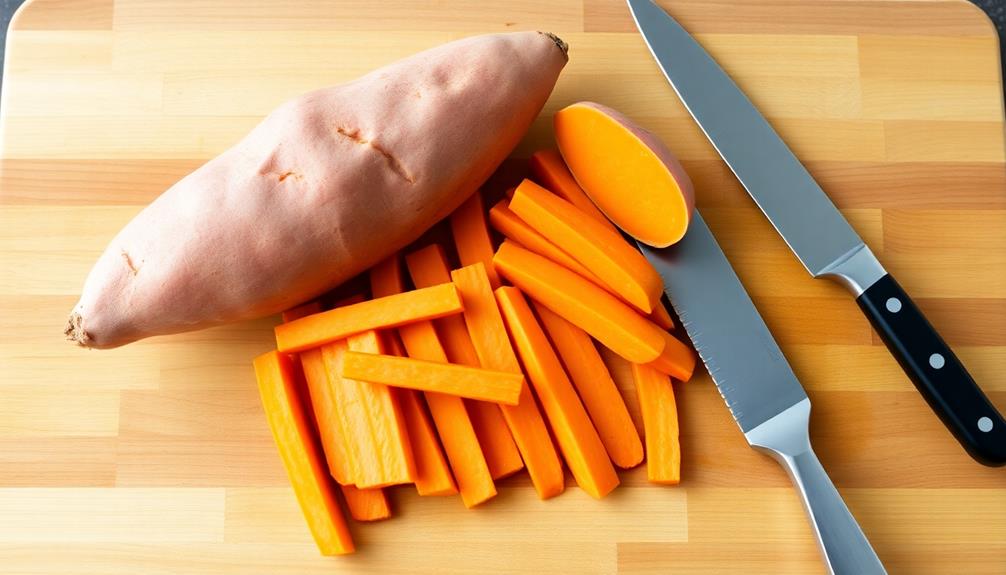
66,32,568,349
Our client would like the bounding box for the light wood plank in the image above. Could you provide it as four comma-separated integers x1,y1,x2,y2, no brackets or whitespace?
0,488,226,542
884,120,1006,162
583,0,996,36
111,0,584,32
0,388,119,437
883,209,1006,298
226,486,688,544
10,0,113,30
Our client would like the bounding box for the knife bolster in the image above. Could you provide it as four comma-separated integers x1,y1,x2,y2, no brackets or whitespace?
744,398,812,458
817,244,886,297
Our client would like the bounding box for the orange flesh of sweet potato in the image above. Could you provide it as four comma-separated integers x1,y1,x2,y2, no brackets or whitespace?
451,191,502,289
451,263,565,500
533,303,643,469
647,329,697,382
632,363,682,485
275,283,463,353
493,241,665,364
253,351,354,555
496,287,620,499
554,101,694,248
509,179,663,314
405,245,523,481
528,148,617,234
68,32,568,349
341,352,523,405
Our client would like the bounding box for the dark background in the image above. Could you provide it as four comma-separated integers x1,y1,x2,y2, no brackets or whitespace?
1,0,1004,98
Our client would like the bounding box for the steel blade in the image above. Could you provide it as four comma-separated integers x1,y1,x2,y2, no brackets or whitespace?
628,0,864,277
641,212,807,433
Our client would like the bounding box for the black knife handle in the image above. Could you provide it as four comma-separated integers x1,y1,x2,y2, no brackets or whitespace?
857,274,1006,466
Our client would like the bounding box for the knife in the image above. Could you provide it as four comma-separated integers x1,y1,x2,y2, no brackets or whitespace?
628,0,1006,466
641,213,886,575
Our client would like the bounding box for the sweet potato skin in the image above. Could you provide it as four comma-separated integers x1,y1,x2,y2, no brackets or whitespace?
67,32,567,348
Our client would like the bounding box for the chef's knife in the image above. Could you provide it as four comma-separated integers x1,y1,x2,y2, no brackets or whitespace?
641,213,885,575
628,0,1006,466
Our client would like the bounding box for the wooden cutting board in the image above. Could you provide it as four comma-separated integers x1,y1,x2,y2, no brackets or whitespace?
1,0,1003,573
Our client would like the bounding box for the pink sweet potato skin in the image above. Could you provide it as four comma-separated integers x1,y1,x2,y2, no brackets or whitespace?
68,32,568,349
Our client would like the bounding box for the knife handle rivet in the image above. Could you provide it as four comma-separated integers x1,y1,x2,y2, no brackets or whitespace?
929,353,945,370
977,417,994,433
885,297,902,313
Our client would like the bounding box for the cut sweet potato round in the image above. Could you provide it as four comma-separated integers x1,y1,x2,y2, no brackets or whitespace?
554,102,694,248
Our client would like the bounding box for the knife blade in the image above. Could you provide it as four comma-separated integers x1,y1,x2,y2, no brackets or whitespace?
641,212,885,575
628,0,1005,466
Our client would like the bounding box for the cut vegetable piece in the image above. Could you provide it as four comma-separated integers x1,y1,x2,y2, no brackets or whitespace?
554,101,695,248
70,32,568,350
496,288,619,499
253,351,354,555
398,320,496,508
340,485,390,522
489,199,602,285
528,148,616,233
283,300,323,323
647,329,696,382
533,303,643,469
347,331,415,487
341,352,522,405
632,363,681,484
650,303,675,330
398,388,458,496
321,336,414,489
405,245,523,480
376,269,458,497
276,283,463,353
493,241,665,364
510,178,662,313
299,348,354,485
369,254,407,299
451,191,502,289
452,262,564,499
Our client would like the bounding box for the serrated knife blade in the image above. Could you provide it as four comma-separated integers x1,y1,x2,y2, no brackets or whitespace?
641,212,885,574
627,0,1005,467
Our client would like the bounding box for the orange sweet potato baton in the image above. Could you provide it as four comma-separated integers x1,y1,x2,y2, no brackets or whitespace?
253,351,354,555
529,148,618,234
452,262,565,499
341,352,523,405
509,178,663,314
299,349,354,484
647,329,696,382
405,245,523,480
488,199,602,284
289,302,390,519
632,363,681,484
340,484,391,522
282,300,323,324
451,191,502,289
396,320,497,508
650,304,675,330
533,303,643,469
275,283,463,353
371,262,458,497
489,199,677,331
373,253,496,507
397,388,459,496
493,241,665,364
321,334,414,489
496,287,619,499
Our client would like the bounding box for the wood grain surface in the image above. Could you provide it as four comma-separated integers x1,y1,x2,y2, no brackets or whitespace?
1,0,1004,573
